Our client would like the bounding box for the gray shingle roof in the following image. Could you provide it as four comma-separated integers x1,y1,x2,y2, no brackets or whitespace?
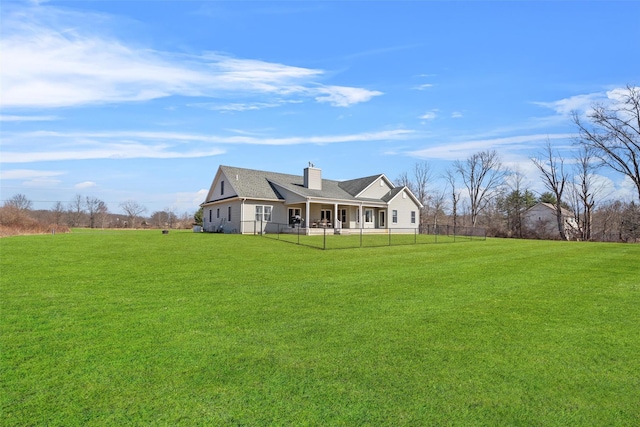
214,165,384,203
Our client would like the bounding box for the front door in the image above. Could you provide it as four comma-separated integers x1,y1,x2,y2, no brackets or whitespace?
339,209,347,227
379,211,385,228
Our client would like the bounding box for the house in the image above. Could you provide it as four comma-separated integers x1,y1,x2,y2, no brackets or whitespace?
201,164,423,234
522,202,578,239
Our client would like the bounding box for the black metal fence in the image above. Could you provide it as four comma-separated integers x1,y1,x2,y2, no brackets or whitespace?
244,221,485,250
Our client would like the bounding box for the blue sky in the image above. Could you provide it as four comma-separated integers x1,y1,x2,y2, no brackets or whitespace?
1,0,639,214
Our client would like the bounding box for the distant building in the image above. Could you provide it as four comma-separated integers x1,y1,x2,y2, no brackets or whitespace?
523,202,578,239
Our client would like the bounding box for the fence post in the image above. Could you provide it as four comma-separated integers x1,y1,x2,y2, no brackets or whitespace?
360,228,363,248
389,228,392,246
323,227,327,250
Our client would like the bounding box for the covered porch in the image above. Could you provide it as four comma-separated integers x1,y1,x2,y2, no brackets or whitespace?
283,199,388,234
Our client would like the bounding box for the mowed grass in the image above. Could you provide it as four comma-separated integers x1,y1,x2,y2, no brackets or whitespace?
1,231,639,426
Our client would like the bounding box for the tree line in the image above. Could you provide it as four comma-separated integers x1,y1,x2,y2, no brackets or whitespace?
396,85,640,242
1,193,197,235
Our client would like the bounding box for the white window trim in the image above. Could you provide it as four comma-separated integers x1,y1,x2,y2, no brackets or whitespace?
255,205,272,222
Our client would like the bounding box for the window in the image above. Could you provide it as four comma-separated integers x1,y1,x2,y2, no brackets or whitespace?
227,206,231,221
216,208,220,218
364,209,374,223
209,209,212,222
411,211,416,224
392,210,398,223
255,205,272,221
221,181,225,195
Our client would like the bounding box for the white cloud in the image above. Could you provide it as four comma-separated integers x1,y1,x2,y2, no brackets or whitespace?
419,110,438,121
75,181,97,189
0,169,65,180
0,115,59,122
314,86,383,107
0,5,380,109
534,93,603,117
169,190,209,211
1,129,413,163
451,112,463,119
408,133,573,161
414,83,434,90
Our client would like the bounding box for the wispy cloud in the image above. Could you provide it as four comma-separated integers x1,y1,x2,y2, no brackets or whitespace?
533,93,603,117
0,115,59,122
2,129,414,163
314,86,383,107
419,110,438,121
188,99,302,112
408,133,573,161
414,83,434,90
0,4,381,109
0,169,65,180
75,181,97,189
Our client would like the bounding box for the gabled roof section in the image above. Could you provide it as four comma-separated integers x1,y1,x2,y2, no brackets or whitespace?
382,186,424,208
338,174,384,197
215,165,297,201
381,186,405,202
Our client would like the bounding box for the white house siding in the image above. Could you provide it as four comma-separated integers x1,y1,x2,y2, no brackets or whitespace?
358,177,394,199
204,171,238,203
242,200,287,233
388,190,421,229
203,200,242,233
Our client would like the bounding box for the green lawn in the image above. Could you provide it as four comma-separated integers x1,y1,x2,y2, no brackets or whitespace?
1,230,639,426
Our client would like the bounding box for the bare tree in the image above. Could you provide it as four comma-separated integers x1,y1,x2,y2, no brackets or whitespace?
429,189,447,228
68,194,84,227
120,200,147,228
569,145,606,241
500,169,536,238
394,171,412,189
85,197,104,229
573,84,640,201
5,194,33,211
95,201,110,229
532,141,569,240
444,168,461,232
51,201,66,225
454,150,507,227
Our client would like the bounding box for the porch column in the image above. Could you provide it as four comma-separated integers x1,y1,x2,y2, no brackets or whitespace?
359,202,363,229
305,199,310,230
334,203,338,228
